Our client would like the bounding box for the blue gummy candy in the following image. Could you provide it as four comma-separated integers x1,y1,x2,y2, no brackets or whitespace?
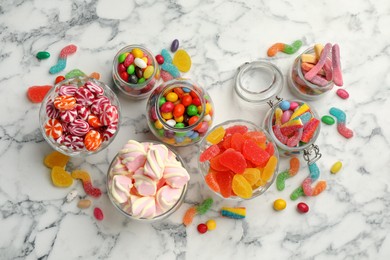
161,49,172,64
49,58,67,74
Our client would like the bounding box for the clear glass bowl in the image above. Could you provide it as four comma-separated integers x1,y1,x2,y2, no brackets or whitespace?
112,44,160,100
39,76,121,157
146,78,214,146
106,140,188,223
198,119,279,200
263,99,321,157
288,46,334,100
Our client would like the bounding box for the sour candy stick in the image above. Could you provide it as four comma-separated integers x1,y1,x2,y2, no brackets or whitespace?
329,107,353,139
304,43,332,81
332,44,343,86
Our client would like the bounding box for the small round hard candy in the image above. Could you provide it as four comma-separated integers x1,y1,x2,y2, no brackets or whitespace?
68,119,90,136
279,100,290,111
103,122,118,141
84,81,104,96
197,223,208,234
46,101,60,119
297,202,309,213
54,95,76,111
273,199,287,211
206,219,216,231
75,104,90,121
99,104,119,126
59,108,77,123
155,54,164,65
59,85,78,96
84,130,102,151
44,119,63,139
74,88,94,106
160,102,174,113
88,114,103,128
62,134,85,150
91,96,111,115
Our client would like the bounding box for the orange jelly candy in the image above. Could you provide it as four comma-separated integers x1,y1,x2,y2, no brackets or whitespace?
219,148,247,174
215,171,234,198
261,155,278,182
51,166,73,187
242,139,270,167
205,170,220,193
44,151,69,168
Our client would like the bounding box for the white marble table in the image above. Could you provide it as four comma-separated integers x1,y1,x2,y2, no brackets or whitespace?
1,0,390,259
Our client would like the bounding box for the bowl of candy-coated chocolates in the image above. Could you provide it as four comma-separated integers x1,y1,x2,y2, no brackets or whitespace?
39,76,121,157
198,120,279,200
106,139,189,223
262,99,321,157
146,78,214,147
112,44,160,100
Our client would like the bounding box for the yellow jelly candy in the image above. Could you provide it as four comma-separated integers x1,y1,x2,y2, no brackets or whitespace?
232,174,253,199
261,155,278,182
242,168,261,186
44,151,69,169
51,166,73,187
172,50,192,72
206,126,226,144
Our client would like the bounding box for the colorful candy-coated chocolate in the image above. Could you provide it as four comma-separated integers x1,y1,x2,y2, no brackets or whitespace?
336,88,349,99
220,207,246,219
321,115,335,125
93,207,104,220
36,51,50,60
330,161,342,174
329,107,354,139
206,219,216,231
197,223,208,234
273,199,287,211
297,202,309,213
171,39,179,52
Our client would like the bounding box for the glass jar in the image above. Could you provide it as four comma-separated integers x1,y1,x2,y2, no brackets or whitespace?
198,119,279,200
146,79,214,146
263,98,321,157
39,76,121,157
288,46,334,100
112,44,160,100
106,140,188,223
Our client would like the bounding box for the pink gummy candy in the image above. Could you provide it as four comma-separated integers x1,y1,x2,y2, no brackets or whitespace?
305,43,332,81
332,44,343,86
59,44,78,58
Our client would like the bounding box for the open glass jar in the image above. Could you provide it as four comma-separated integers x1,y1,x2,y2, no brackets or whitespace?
288,46,334,100
112,44,160,100
146,79,214,146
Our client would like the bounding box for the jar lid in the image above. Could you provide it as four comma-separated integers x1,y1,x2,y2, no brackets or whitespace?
234,61,284,103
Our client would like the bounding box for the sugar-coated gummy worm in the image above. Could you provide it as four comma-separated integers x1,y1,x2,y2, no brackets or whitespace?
183,207,197,226
276,157,301,191
332,44,343,86
329,107,353,139
304,43,332,81
71,170,102,198
267,43,285,57
282,40,303,54
302,163,326,196
196,198,213,215
49,44,78,74
290,186,305,200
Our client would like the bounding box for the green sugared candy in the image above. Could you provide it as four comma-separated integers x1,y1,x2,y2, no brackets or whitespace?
290,186,305,200
118,52,128,63
276,171,289,191
282,40,302,54
321,115,335,125
65,69,86,79
127,64,135,75
196,198,213,215
186,104,198,116
36,51,50,60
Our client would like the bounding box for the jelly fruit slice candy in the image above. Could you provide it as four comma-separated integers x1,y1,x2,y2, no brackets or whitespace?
242,168,261,186
215,171,234,198
242,139,270,167
230,133,245,152
219,148,247,174
44,151,69,168
243,131,267,146
206,126,226,145
205,170,220,193
261,155,278,182
210,154,230,172
222,135,232,149
51,166,73,187
200,144,220,162
232,174,253,199
225,125,248,136
27,85,52,103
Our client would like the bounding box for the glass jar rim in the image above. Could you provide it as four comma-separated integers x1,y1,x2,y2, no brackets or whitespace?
234,60,284,104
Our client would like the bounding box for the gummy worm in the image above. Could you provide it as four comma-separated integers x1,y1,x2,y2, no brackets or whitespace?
301,162,327,196
71,170,102,198
267,40,302,57
276,157,300,191
49,44,77,74
182,198,214,226
332,44,343,86
329,107,353,139
290,186,305,201
305,43,332,81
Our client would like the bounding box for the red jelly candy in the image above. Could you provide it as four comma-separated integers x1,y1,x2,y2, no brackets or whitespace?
301,118,320,143
210,154,230,172
231,133,245,152
242,139,270,167
243,131,267,145
205,170,220,193
93,207,104,220
200,144,221,162
265,142,275,156
225,125,248,136
222,135,232,149
27,85,52,103
215,171,233,198
219,148,247,174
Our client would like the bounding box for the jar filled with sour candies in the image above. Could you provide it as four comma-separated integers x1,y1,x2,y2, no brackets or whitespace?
112,44,160,100
146,79,214,146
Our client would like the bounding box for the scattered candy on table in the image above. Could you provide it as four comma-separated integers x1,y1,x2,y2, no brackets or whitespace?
65,68,86,79
93,207,104,221
182,198,214,226
170,39,179,52
206,219,217,230
36,51,50,60
276,157,300,191
273,199,287,211
297,202,309,213
336,88,349,99
49,44,77,74
200,123,278,199
66,190,78,202
27,85,52,103
72,170,102,198
51,166,73,187
329,107,354,139
220,207,246,219
301,163,327,197
321,115,335,125
330,161,342,174
173,49,192,72
77,199,92,209
197,223,208,234
267,40,302,57
55,76,65,84
44,150,69,168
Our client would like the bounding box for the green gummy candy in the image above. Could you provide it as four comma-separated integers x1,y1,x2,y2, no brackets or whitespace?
276,171,289,191
196,198,213,215
290,186,305,201
65,69,86,79
283,40,303,54
321,115,335,125
36,51,50,60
